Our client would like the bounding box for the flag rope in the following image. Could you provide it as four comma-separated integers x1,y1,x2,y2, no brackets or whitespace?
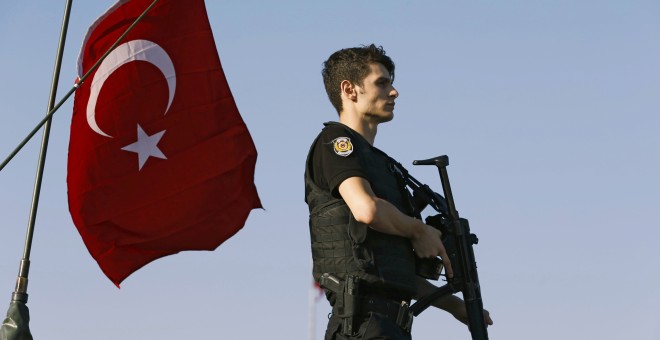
0,0,161,173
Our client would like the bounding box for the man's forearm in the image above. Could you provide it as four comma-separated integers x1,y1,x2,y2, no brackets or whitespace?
338,176,453,274
414,277,463,312
339,177,427,238
369,196,426,238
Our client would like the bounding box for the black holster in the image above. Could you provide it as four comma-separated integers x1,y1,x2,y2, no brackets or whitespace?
319,273,361,336
319,273,413,336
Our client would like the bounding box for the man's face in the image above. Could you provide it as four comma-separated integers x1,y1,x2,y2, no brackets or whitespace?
354,63,399,122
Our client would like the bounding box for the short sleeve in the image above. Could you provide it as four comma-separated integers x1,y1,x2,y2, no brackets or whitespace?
310,124,368,196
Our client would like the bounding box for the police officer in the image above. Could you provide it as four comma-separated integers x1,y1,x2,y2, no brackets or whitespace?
304,44,492,339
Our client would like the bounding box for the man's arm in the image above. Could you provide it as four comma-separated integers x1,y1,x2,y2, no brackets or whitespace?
338,176,454,277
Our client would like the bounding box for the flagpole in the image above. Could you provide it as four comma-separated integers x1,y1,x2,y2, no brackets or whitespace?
307,279,316,340
12,0,73,304
0,0,161,173
11,0,73,305
0,1,73,338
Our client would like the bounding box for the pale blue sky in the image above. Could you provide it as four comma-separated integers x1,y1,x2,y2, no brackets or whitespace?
1,1,659,339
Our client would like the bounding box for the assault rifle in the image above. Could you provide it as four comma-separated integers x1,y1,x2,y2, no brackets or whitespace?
395,155,489,340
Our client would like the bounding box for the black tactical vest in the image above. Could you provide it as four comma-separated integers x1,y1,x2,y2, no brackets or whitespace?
304,122,417,297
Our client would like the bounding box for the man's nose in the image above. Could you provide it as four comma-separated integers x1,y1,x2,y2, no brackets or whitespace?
390,86,399,98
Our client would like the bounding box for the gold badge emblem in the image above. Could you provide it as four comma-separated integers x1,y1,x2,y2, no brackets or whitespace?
332,137,353,157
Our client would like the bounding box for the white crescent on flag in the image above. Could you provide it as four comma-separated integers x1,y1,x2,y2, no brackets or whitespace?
86,39,176,138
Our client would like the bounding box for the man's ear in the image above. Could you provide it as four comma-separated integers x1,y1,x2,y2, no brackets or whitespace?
340,80,357,102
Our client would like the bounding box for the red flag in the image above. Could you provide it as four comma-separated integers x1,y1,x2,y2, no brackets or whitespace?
68,0,261,286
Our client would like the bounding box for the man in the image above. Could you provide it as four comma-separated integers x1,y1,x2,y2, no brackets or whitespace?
304,44,492,339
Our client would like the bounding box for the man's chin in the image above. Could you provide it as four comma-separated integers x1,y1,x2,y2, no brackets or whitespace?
366,111,394,123
380,112,394,123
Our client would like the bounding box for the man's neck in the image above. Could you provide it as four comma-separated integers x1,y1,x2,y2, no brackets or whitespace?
339,113,378,145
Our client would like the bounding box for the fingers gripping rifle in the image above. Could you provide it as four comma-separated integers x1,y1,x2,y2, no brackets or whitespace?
397,155,489,340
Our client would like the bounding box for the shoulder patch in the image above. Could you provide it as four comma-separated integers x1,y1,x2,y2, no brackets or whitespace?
332,137,353,157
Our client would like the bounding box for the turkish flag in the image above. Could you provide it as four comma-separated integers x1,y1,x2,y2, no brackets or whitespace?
68,0,261,286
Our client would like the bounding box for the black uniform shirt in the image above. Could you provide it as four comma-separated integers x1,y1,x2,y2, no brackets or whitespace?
306,122,420,301
309,122,369,197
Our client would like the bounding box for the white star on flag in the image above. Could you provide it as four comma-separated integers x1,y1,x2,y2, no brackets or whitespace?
121,124,167,170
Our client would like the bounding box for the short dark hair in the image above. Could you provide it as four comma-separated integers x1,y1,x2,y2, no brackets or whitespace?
321,44,395,114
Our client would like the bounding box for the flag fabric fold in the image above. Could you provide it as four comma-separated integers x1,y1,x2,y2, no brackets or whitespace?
68,0,261,286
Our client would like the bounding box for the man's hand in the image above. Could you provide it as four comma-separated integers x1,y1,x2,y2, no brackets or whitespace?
450,304,493,328
410,224,454,278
